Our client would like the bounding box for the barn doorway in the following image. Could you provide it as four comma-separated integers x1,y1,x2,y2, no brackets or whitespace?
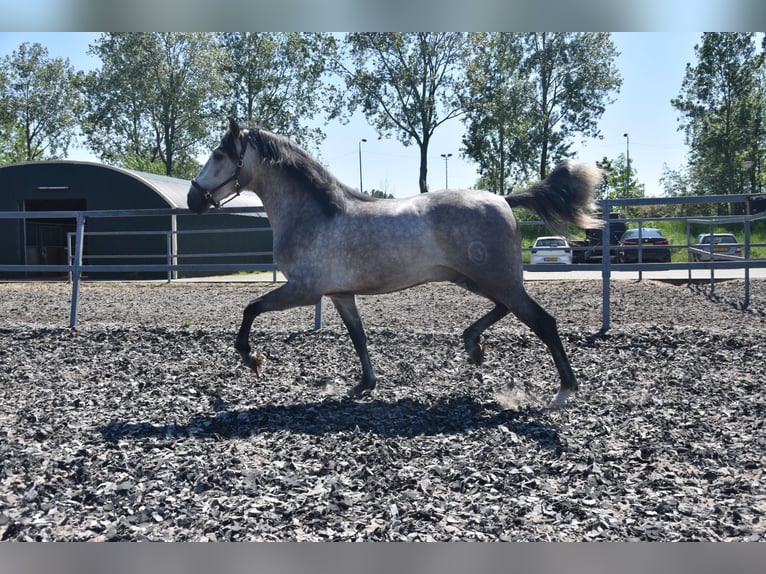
23,198,86,276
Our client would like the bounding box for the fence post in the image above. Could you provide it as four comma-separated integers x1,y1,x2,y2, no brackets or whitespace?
601,201,612,332
170,214,178,281
166,231,172,283
69,212,86,329
67,231,73,284
709,222,716,293
744,215,751,309
686,221,692,283
637,220,643,282
314,300,323,331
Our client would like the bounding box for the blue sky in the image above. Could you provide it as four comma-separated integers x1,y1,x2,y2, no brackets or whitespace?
1,32,704,197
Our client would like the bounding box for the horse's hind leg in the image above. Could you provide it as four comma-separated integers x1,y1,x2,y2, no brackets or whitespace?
505,288,578,408
462,303,509,365
330,294,377,397
235,282,319,373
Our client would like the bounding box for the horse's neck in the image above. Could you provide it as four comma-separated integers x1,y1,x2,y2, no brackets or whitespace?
254,174,327,236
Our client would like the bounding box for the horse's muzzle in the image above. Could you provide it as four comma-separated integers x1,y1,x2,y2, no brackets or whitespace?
187,186,211,214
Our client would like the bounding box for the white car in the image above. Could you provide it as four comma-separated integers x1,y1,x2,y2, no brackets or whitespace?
530,236,573,265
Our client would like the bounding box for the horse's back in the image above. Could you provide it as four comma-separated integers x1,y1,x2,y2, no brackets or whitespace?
324,189,522,294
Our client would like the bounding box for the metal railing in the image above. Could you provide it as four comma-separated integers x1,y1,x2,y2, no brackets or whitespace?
64,226,278,284
594,194,766,330
0,206,291,328
2,194,766,332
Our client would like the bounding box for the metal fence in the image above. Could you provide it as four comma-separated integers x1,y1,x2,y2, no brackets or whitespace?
63,225,277,284
594,194,766,330
0,206,286,328
2,194,766,332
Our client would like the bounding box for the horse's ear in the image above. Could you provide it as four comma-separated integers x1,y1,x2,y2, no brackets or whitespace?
228,117,240,137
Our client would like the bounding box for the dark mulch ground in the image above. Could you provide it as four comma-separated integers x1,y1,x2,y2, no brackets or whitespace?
0,278,764,541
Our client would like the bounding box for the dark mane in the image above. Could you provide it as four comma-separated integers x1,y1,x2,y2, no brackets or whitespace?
247,127,375,217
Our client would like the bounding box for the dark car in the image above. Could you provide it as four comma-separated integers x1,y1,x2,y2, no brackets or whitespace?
570,212,627,263
618,228,671,263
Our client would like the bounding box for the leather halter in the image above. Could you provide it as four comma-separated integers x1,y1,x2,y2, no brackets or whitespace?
190,134,250,209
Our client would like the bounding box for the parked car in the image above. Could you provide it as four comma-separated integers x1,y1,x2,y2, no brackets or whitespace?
690,233,742,261
569,212,627,263
617,228,671,263
530,236,573,265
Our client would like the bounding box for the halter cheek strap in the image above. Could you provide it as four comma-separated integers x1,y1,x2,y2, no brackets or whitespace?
191,134,250,209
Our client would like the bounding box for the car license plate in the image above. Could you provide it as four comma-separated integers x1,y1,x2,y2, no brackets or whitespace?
544,257,558,262
714,246,727,252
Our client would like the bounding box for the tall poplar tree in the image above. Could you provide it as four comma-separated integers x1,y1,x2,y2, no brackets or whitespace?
461,33,533,194
342,33,468,194
522,33,622,180
672,33,765,207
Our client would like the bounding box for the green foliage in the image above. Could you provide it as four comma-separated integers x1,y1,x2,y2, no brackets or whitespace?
522,33,622,180
81,33,223,178
596,154,645,200
672,33,766,210
0,42,81,163
462,33,535,194
461,33,621,191
218,33,339,151
363,189,394,199
342,33,468,194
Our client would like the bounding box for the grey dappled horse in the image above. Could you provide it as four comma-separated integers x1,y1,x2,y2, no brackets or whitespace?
188,118,603,408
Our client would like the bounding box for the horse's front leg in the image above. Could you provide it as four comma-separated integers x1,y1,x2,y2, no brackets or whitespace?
330,294,377,397
235,282,319,374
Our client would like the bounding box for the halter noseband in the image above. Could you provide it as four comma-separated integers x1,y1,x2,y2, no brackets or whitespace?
190,134,251,209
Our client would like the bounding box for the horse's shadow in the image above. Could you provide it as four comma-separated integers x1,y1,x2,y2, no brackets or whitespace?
98,395,562,450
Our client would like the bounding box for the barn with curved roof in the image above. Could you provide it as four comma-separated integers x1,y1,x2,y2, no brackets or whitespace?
0,161,271,278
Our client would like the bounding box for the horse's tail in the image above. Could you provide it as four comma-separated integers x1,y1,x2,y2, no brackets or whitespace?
505,159,604,235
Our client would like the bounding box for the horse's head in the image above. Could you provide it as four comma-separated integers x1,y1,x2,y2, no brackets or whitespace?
188,117,252,214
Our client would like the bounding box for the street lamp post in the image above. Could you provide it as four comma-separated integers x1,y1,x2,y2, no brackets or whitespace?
440,153,452,190
358,138,367,194
623,133,630,197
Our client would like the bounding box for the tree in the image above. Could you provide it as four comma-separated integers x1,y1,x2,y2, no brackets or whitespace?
81,33,224,178
521,33,622,180
363,189,394,199
218,33,339,150
0,42,81,163
596,154,645,200
672,33,765,211
660,164,714,216
342,33,468,194
461,33,534,194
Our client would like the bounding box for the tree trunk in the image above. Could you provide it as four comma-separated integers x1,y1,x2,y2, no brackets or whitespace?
498,129,506,194
418,141,429,194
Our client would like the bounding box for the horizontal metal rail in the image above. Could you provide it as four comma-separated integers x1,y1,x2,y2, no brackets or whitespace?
0,206,267,219
2,194,766,332
686,247,744,262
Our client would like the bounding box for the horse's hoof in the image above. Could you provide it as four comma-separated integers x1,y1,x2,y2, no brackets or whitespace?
249,352,265,377
468,343,486,366
349,379,376,399
548,388,573,409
